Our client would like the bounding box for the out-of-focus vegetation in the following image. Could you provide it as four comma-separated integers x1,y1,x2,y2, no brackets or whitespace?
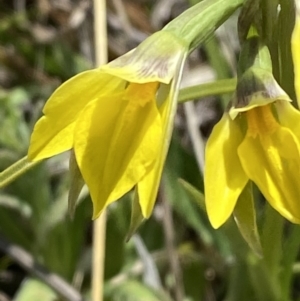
1,1,300,301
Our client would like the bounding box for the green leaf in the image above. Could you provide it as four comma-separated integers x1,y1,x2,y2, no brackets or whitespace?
104,205,126,279
164,139,213,246
280,225,300,300
178,178,206,212
233,182,262,257
182,255,205,300
41,198,91,280
14,278,57,301
247,253,281,301
0,193,32,218
261,204,284,287
68,150,85,218
105,280,172,301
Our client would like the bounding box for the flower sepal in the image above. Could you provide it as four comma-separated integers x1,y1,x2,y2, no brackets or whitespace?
101,31,188,85
230,67,291,119
126,190,145,241
230,36,291,118
68,151,85,218
233,182,262,257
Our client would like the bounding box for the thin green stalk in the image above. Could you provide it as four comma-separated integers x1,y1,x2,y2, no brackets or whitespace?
164,0,244,52
247,253,280,301
278,0,297,102
261,0,278,44
203,37,234,108
261,204,284,294
280,225,300,301
178,78,236,103
0,156,39,189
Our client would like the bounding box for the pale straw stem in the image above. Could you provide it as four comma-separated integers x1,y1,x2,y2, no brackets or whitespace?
92,0,107,301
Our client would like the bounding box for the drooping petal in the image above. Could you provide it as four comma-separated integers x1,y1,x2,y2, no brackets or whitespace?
137,53,187,217
74,83,162,219
275,100,300,141
28,70,125,161
238,125,300,224
204,113,248,229
292,11,300,105
137,170,158,218
101,31,187,84
137,88,175,217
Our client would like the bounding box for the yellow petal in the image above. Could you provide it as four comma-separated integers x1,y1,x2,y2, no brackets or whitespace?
101,31,186,84
28,70,125,161
74,83,162,219
204,114,248,229
238,124,300,224
292,15,300,105
137,53,187,217
275,100,300,140
137,87,174,217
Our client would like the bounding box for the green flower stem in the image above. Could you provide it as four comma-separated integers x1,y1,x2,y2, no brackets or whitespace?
247,253,280,301
261,204,284,293
0,156,40,189
280,225,300,300
245,205,285,301
178,78,236,103
277,0,297,102
261,0,278,43
164,0,244,52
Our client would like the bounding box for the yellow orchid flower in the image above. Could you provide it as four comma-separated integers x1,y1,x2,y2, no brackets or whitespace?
28,31,188,219
25,0,245,221
205,39,300,229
